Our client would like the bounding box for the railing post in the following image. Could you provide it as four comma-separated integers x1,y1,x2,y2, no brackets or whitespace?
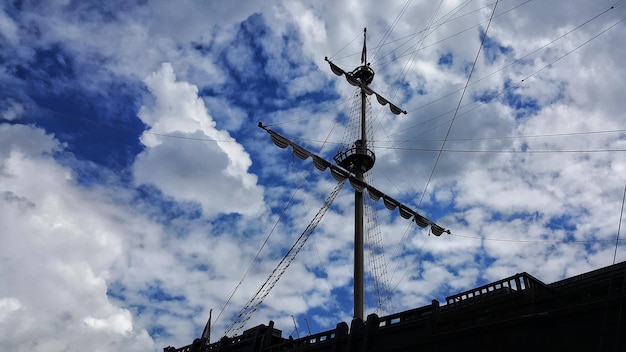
431,300,440,333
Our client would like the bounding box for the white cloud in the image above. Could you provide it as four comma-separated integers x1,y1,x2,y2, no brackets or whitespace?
0,125,154,351
0,7,18,45
134,63,265,218
84,311,133,335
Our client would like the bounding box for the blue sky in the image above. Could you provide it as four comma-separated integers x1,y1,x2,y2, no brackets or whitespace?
1,0,625,350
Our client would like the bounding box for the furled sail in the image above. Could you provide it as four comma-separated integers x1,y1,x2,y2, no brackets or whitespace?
324,58,407,116
259,123,450,236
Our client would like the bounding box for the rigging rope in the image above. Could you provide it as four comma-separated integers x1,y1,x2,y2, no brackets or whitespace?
417,0,499,211
368,1,446,207
216,102,343,327
370,0,412,64
387,0,501,285
389,3,625,144
364,173,393,315
598,182,626,351
373,0,533,70
387,0,500,293
214,161,312,327
612,183,626,265
223,180,346,337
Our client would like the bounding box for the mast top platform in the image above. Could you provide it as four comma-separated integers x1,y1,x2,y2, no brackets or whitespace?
333,139,376,174
351,65,375,86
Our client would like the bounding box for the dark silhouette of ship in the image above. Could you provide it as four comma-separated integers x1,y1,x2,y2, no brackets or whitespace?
165,261,626,351
165,28,626,352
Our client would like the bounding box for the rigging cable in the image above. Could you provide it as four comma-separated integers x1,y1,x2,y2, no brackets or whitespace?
388,0,501,290
217,118,342,333
373,0,533,70
612,183,626,265
370,0,444,130
370,0,413,64
416,0,498,208
449,233,625,244
391,4,626,145
613,184,626,351
9,93,625,150
328,31,364,61
367,0,490,303
364,172,394,315
383,14,626,152
215,121,341,328
293,128,626,150
598,183,626,351
374,147,626,154
369,0,452,285
369,2,506,279
223,179,346,336
262,98,353,128
370,2,459,273
214,161,310,327
390,2,625,141
163,1,616,144
370,0,495,61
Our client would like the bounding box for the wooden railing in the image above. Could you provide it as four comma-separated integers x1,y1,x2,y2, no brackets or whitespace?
445,272,549,307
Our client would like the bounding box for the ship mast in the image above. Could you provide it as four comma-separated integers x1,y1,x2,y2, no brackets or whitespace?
349,28,373,320
167,27,453,350
330,28,402,320
260,28,449,324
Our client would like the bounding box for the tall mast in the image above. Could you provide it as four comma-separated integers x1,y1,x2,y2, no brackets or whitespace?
332,28,378,320
240,28,450,338
265,28,447,322
353,28,372,320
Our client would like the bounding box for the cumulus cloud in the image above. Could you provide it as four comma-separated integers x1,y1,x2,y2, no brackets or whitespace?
134,63,265,218
0,125,153,351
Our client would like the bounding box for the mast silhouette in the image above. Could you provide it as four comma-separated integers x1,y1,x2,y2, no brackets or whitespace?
344,28,372,320
259,27,449,324
329,28,403,320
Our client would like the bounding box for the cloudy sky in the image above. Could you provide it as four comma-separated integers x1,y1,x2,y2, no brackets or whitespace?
1,0,625,350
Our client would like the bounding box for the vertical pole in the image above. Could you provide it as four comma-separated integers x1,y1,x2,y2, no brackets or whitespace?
354,175,364,320
354,87,367,320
